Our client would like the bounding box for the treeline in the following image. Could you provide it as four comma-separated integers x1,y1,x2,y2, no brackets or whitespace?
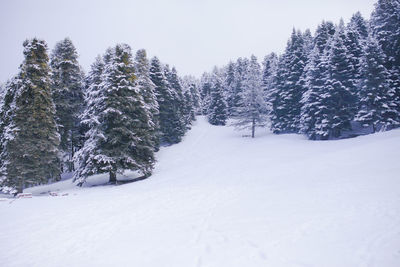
201,0,400,139
0,39,200,194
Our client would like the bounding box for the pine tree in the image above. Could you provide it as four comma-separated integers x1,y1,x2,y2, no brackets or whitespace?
149,58,184,145
370,0,400,116
50,38,84,172
262,53,279,113
345,18,365,88
200,73,212,115
349,11,369,39
185,77,201,115
324,22,357,138
182,88,196,126
74,44,154,185
300,47,331,140
233,55,267,138
0,79,20,194
135,49,160,150
314,21,336,54
270,29,307,133
165,66,186,140
224,61,236,116
231,58,249,117
0,39,60,194
355,36,400,131
207,75,228,126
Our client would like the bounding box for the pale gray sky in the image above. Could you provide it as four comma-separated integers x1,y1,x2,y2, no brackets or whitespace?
0,0,376,83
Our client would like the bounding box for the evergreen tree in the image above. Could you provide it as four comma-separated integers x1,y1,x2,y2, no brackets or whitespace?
50,38,84,172
314,21,336,54
300,47,331,140
149,58,184,145
186,77,201,115
270,29,307,133
0,39,60,194
135,49,160,150
345,18,365,87
224,61,236,116
324,22,357,138
231,57,249,116
233,55,267,138
74,44,154,185
370,0,400,115
355,36,400,131
0,79,19,194
349,11,369,39
164,65,186,143
207,75,228,126
182,87,196,126
200,73,212,115
262,53,278,115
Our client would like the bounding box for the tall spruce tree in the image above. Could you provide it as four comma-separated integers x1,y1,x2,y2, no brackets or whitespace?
50,38,84,172
324,21,357,138
300,47,331,140
355,36,400,131
370,0,400,116
149,58,184,145
0,39,60,194
225,61,236,116
233,55,267,138
135,49,160,150
270,29,307,133
200,73,212,115
165,66,186,142
207,75,228,126
74,44,154,185
349,11,369,39
262,53,278,115
314,21,336,54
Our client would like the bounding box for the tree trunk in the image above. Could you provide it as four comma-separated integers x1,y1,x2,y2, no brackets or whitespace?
372,124,376,133
109,171,117,184
17,177,24,194
251,118,255,138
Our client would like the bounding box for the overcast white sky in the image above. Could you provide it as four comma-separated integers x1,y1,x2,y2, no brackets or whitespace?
0,0,376,83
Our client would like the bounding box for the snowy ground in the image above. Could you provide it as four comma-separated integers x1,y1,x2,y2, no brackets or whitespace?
1,116,400,267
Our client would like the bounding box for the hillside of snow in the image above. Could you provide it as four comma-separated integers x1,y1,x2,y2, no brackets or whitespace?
1,116,400,267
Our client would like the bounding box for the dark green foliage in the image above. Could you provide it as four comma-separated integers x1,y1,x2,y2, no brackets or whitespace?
300,48,331,140
324,23,358,138
370,0,400,116
207,77,228,126
356,36,400,131
225,62,236,116
314,21,336,54
135,49,160,151
270,29,307,133
74,44,155,185
50,38,84,172
150,58,186,145
0,39,60,194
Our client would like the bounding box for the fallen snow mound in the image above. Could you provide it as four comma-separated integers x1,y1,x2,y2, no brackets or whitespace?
1,116,399,267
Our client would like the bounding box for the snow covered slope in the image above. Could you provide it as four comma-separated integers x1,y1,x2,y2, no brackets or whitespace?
1,116,400,267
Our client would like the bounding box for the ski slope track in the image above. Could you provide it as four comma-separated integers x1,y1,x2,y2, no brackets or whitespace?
1,116,400,267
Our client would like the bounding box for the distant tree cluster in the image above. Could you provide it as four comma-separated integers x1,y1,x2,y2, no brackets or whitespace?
201,0,400,139
0,39,200,194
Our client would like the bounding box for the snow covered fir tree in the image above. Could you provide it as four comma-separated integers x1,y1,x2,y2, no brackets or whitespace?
50,38,85,173
0,39,60,194
0,0,399,194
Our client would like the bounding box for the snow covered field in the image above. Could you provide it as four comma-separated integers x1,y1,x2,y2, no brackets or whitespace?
1,116,400,267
